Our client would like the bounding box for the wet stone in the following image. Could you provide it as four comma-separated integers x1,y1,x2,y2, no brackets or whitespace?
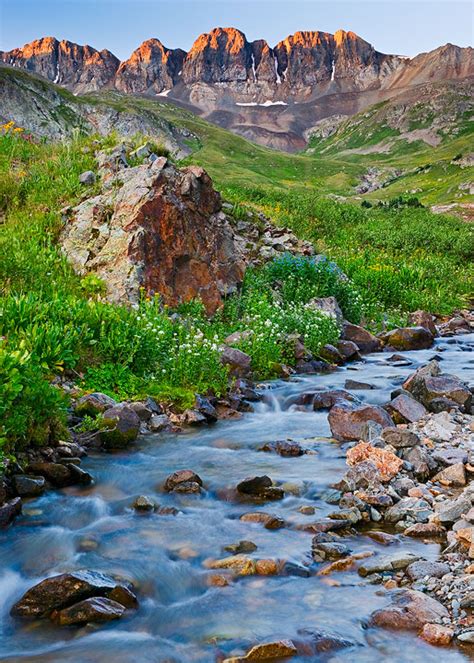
358,552,421,576
10,570,137,618
223,540,258,554
13,475,45,497
344,379,376,390
258,440,304,457
312,541,351,561
223,639,297,662
164,470,203,492
240,512,285,529
237,476,284,500
0,498,22,528
296,628,355,655
52,596,125,626
132,495,155,511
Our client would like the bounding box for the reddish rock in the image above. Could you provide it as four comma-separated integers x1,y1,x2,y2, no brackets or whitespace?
336,340,361,361
223,639,297,662
240,512,285,529
328,402,394,441
385,394,428,424
342,323,382,353
0,37,119,93
220,346,252,377
61,159,246,315
432,463,466,487
403,362,472,413
404,522,446,537
369,590,449,630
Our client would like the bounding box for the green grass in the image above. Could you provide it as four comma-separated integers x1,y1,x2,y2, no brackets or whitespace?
221,186,474,325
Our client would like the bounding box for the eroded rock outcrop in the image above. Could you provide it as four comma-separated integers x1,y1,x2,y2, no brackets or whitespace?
61,157,246,314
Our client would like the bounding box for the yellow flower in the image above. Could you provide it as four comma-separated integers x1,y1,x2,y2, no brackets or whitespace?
13,127,24,133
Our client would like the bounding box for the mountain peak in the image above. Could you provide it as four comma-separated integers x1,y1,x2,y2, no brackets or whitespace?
188,27,248,57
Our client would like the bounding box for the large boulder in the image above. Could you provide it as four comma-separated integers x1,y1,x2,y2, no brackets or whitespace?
342,323,382,354
380,327,434,350
328,402,394,441
61,159,246,314
100,406,140,449
404,363,472,413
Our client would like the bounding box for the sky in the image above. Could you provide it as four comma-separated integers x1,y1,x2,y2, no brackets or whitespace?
0,0,472,59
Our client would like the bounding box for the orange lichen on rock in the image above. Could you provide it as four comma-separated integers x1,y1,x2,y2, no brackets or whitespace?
346,442,403,481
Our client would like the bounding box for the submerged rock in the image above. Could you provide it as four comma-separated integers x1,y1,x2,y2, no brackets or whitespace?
0,497,22,528
237,476,284,500
224,639,297,662
258,440,304,456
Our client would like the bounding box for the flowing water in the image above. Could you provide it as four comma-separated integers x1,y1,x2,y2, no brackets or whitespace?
1,335,474,662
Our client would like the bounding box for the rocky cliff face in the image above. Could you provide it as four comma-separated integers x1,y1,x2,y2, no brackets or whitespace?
0,37,119,93
1,29,472,150
115,39,185,94
3,28,471,100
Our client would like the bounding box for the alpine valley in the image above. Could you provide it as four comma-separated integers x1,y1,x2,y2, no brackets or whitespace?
1,27,473,150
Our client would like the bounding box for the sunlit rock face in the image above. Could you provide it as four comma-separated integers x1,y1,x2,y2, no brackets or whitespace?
115,39,186,94
0,37,120,93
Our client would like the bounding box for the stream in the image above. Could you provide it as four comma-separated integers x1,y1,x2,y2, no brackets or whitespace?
1,335,474,662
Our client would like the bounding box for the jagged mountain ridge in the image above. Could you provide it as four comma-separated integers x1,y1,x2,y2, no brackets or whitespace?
1,28,473,150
